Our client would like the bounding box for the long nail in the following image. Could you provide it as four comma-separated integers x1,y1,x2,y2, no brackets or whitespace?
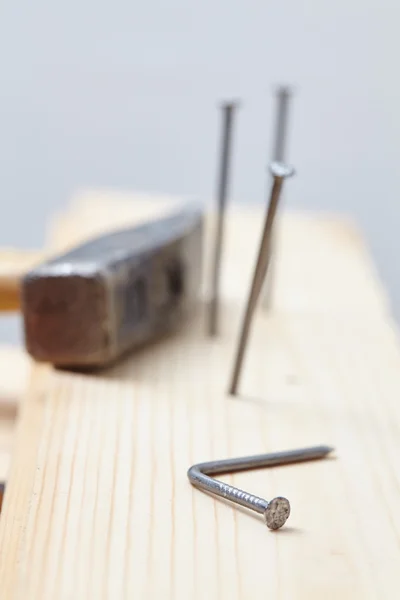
272,85,292,163
208,101,239,337
263,86,293,311
228,161,295,396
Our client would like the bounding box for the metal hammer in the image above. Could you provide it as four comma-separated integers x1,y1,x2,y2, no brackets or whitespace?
0,205,203,368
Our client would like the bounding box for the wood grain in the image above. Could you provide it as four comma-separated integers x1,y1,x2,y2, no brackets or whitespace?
0,346,30,482
0,194,399,599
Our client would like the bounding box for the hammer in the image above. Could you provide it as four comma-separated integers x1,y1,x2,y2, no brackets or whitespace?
0,205,203,368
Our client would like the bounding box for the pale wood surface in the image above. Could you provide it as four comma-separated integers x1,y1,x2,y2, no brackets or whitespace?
1,192,399,599
0,347,31,482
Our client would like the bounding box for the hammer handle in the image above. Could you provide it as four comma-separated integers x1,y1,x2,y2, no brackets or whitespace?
0,250,44,311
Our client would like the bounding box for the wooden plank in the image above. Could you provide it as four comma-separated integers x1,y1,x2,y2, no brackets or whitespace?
0,346,31,482
1,194,399,599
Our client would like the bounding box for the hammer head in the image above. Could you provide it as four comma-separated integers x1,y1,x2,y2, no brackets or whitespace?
22,207,203,368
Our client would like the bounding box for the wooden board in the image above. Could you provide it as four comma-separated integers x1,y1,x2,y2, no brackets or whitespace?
0,346,30,482
1,193,399,599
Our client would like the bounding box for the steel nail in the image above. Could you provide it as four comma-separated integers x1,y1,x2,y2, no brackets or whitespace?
208,101,239,337
228,161,295,396
188,445,333,530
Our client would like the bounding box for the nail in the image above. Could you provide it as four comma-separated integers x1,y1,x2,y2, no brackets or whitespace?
208,100,239,337
228,161,295,396
188,445,333,530
272,85,293,163
263,85,294,311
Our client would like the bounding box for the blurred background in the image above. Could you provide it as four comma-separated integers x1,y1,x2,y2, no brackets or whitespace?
1,1,399,342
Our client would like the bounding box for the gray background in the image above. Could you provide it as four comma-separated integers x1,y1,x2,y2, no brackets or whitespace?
1,1,399,342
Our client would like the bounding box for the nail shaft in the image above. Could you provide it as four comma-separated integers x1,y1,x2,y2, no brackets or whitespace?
188,445,333,530
272,86,292,163
263,86,293,310
228,162,295,395
208,102,238,336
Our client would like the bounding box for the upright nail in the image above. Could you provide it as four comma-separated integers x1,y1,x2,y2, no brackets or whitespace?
208,101,239,337
228,161,295,396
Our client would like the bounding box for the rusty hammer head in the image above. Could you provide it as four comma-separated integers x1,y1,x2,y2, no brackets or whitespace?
21,206,204,369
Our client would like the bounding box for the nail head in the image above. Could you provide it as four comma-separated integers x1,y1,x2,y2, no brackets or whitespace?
264,496,291,530
270,161,296,179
